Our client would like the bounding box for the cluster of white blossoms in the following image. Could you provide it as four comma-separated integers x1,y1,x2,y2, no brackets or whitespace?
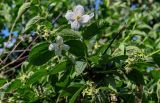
49,5,94,56
49,36,70,56
65,5,94,30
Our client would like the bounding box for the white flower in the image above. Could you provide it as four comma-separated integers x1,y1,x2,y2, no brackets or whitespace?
0,48,4,56
65,5,94,30
49,36,70,56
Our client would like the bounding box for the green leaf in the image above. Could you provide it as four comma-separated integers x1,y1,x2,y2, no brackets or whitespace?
69,85,85,103
95,44,109,56
17,2,31,20
55,62,73,91
126,46,141,55
82,20,109,40
6,79,22,92
26,69,48,85
150,70,160,81
153,23,160,30
109,55,128,64
56,29,81,41
65,40,87,57
75,61,87,75
137,24,152,30
148,101,156,103
152,54,160,67
121,94,135,103
60,83,84,96
127,69,145,85
23,16,43,33
88,55,100,64
0,78,6,87
29,42,54,66
50,61,67,74
131,30,147,36
55,77,70,89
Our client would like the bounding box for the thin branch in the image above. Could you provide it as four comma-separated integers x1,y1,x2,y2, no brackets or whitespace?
146,49,160,57
102,25,127,55
4,49,31,54
11,57,27,69
2,40,22,63
0,56,27,70
94,70,118,74
8,19,17,41
16,36,38,61
8,0,29,41
52,12,63,25
1,36,39,70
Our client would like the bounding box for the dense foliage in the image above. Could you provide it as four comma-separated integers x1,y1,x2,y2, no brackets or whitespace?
0,0,160,102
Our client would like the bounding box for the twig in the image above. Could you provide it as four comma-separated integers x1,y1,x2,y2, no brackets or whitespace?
16,36,38,61
0,56,27,70
102,25,127,55
3,49,31,54
11,57,27,69
8,0,28,42
52,12,63,25
2,40,22,63
1,36,39,70
8,18,18,42
94,70,118,74
146,49,160,57
112,23,136,55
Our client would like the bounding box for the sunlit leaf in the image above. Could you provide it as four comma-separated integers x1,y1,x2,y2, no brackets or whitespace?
17,2,31,19
23,16,43,33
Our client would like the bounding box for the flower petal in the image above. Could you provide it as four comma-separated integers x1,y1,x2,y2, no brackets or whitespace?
81,13,94,24
0,48,4,56
56,36,63,45
81,15,90,23
65,10,75,22
55,49,62,56
48,43,57,51
62,44,70,51
74,5,84,16
89,13,94,19
71,21,81,30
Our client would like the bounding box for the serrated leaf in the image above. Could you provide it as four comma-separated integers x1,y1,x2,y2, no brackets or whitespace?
23,16,42,33
17,2,31,19
29,42,54,66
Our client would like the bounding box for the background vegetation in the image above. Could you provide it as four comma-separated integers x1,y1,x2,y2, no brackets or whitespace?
0,0,160,102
